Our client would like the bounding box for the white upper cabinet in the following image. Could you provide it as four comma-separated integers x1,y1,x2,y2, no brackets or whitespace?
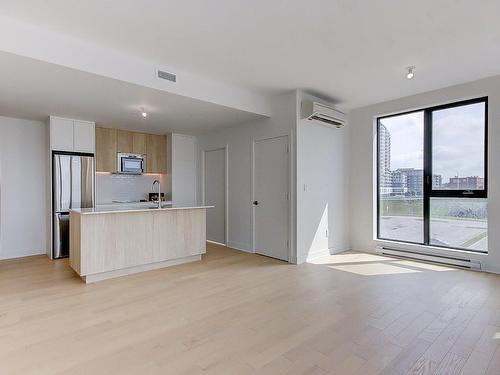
50,116,95,153
50,117,74,152
73,120,95,153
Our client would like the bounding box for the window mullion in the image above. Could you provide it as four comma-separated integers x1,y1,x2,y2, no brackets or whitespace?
423,109,432,245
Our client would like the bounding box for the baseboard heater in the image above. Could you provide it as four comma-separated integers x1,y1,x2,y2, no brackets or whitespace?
375,246,481,270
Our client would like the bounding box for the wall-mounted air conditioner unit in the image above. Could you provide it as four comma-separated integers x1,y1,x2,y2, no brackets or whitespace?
301,101,346,128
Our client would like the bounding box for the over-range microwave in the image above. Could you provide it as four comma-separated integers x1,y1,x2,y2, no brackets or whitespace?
117,153,145,174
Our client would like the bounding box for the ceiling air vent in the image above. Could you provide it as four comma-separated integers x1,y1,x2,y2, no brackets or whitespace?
157,69,177,83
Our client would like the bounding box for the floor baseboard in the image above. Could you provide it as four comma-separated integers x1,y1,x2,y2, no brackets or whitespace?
226,241,253,253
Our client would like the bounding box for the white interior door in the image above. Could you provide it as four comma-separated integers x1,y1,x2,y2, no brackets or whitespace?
254,136,289,261
204,148,226,244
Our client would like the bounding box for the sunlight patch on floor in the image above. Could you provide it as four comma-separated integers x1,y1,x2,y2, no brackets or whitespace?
328,262,421,276
308,252,393,265
309,251,458,276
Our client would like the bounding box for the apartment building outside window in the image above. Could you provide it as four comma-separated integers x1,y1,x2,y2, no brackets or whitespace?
377,97,488,252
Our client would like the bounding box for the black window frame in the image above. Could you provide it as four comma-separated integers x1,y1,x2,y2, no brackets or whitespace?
376,96,488,252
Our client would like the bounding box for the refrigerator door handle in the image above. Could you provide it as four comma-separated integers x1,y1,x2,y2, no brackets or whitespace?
54,157,63,212
79,156,94,208
69,156,73,209
58,156,63,212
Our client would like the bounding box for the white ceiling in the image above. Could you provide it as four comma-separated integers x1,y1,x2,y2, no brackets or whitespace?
0,51,263,133
1,0,500,110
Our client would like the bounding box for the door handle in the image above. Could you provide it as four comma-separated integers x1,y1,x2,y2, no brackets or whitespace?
253,201,259,206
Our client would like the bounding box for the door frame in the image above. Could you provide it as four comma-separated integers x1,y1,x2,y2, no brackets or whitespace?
251,135,291,262
202,145,229,245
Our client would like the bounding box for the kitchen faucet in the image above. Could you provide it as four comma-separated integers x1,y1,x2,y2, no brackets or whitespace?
152,180,161,209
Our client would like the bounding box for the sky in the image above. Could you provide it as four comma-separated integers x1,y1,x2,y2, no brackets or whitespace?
380,102,485,182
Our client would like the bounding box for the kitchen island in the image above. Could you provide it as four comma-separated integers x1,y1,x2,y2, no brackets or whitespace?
69,205,212,283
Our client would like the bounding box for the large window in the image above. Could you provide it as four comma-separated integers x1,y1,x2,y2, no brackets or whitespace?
377,98,488,252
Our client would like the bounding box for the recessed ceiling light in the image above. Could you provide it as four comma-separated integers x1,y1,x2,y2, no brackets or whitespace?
140,107,148,118
406,66,415,79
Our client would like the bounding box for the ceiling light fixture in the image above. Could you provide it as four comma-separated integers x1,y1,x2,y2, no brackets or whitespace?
140,107,148,118
406,66,415,79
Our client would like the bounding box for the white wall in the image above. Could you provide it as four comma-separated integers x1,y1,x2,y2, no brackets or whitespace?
349,75,500,273
196,90,352,264
0,116,48,259
296,92,351,263
196,91,297,259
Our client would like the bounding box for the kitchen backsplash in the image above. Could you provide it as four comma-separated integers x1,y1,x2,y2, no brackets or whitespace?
96,173,171,204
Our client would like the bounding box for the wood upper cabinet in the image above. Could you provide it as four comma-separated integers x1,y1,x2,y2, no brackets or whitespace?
95,127,117,172
146,134,167,174
116,130,133,153
95,127,168,173
132,132,147,155
117,130,147,155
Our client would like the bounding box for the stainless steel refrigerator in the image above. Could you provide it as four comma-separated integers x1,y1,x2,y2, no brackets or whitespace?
53,153,95,259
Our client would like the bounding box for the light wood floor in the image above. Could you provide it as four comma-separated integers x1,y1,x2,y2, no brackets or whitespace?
1,244,500,374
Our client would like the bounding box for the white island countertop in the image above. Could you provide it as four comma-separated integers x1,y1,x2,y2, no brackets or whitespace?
71,204,213,215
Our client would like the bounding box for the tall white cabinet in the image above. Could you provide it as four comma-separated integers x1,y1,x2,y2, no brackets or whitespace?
49,116,95,153
172,134,197,206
